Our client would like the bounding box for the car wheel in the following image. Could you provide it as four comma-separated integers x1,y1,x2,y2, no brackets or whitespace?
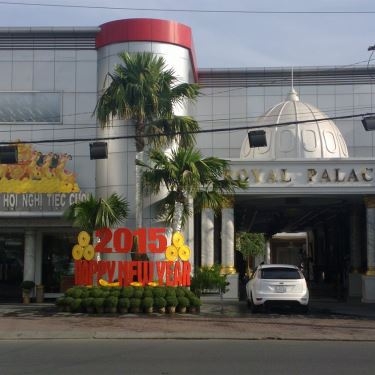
250,294,259,313
300,305,309,314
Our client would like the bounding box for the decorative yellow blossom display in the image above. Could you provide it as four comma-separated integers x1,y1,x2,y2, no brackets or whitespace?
130,281,143,287
165,231,191,262
0,141,80,193
99,278,120,287
147,281,158,287
78,231,90,247
71,231,94,260
165,245,178,261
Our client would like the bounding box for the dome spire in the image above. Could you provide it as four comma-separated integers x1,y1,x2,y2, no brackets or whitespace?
288,67,299,101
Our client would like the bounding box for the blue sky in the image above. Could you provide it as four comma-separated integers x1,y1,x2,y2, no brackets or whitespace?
0,0,373,69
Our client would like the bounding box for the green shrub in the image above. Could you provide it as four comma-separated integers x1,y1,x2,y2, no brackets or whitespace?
130,297,141,309
165,287,176,297
118,297,130,309
70,298,82,312
153,297,166,309
153,287,166,298
110,290,121,298
105,296,118,308
190,296,202,308
121,286,134,298
177,296,190,308
166,295,178,307
133,287,144,299
90,287,103,298
176,287,186,297
142,297,154,309
81,297,94,309
93,297,105,309
190,264,228,296
143,287,153,297
64,296,74,307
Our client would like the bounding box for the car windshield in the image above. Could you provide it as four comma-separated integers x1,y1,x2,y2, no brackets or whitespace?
260,267,302,280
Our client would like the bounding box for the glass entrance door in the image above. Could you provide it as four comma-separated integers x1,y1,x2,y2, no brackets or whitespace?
0,235,24,301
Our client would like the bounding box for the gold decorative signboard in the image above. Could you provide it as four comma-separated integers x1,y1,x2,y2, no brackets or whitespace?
0,141,80,193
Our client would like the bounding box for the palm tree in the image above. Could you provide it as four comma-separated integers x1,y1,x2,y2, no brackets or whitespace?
95,52,200,228
139,147,248,232
64,193,129,234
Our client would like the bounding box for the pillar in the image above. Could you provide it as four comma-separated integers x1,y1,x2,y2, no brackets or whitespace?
201,208,214,267
23,230,36,282
362,197,375,302
349,205,362,297
221,204,235,275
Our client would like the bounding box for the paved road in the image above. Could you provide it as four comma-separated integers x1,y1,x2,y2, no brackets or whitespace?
1,340,375,375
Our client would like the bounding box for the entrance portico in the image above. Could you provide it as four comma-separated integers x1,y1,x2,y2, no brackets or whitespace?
197,157,375,302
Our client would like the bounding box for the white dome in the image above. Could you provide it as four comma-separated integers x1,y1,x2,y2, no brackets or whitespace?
240,89,349,160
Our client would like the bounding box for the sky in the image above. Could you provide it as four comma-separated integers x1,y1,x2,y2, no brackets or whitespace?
0,0,374,69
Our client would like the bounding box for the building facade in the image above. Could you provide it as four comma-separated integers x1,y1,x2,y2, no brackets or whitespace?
0,18,375,302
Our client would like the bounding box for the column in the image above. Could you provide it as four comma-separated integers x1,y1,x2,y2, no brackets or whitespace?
23,230,36,282
221,202,239,299
201,208,214,267
349,205,362,297
265,239,271,264
221,204,235,275
365,197,375,276
362,197,375,302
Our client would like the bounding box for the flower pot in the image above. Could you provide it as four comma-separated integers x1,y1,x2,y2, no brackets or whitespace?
22,290,31,304
177,306,187,314
167,306,176,314
119,307,128,314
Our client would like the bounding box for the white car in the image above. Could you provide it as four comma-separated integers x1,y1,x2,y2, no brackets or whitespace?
246,264,309,313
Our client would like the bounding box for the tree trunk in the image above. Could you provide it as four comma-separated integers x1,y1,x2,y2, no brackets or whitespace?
135,151,144,229
172,201,184,233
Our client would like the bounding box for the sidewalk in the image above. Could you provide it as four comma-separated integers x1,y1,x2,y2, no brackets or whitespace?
0,297,374,341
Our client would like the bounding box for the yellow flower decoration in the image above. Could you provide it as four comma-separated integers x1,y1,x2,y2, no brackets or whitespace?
165,245,179,261
172,232,184,248
83,244,95,261
78,231,90,247
72,244,84,260
147,281,158,287
130,281,143,287
178,245,191,261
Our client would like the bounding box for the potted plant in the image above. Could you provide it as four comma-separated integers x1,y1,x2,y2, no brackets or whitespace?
142,297,154,313
105,296,118,313
166,295,178,314
55,296,67,312
94,297,105,314
118,297,130,314
64,296,74,312
82,297,95,314
177,296,190,313
20,280,35,304
121,286,134,298
70,298,82,313
188,296,201,313
153,296,166,314
129,297,141,313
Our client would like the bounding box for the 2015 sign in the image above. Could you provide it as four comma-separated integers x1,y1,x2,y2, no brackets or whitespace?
95,227,167,254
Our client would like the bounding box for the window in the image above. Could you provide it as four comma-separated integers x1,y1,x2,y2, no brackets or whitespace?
260,267,302,280
0,92,61,124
